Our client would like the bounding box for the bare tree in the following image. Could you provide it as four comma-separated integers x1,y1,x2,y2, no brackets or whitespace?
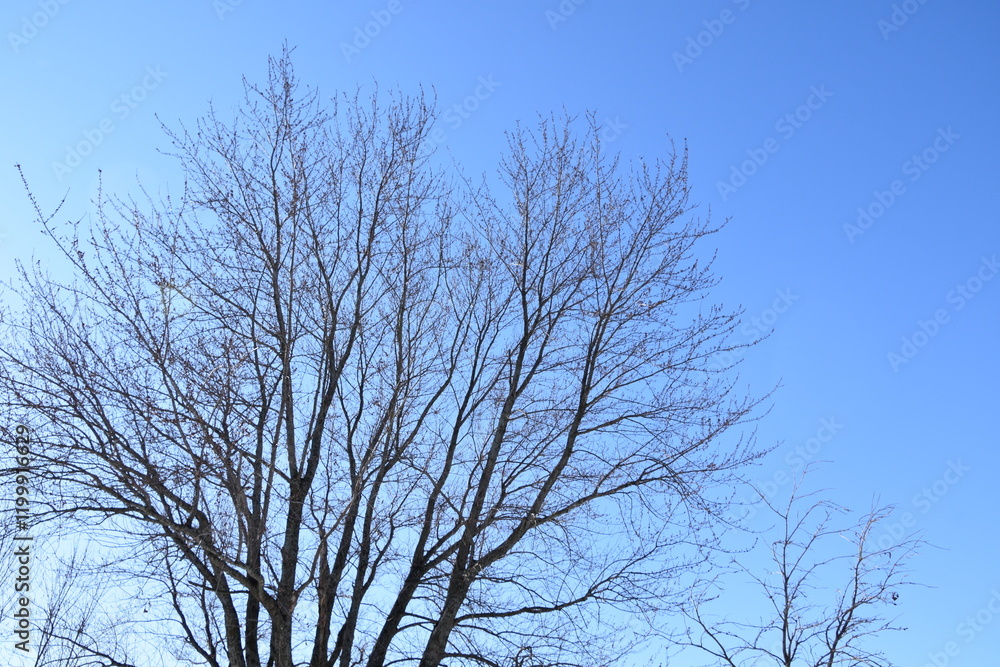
1,49,762,667
680,471,921,667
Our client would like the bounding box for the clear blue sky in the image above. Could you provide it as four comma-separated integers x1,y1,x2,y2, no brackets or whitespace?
2,1,997,664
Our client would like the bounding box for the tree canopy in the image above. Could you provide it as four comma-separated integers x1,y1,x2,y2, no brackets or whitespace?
2,51,763,667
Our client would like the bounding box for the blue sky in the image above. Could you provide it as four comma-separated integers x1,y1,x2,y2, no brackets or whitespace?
2,1,997,664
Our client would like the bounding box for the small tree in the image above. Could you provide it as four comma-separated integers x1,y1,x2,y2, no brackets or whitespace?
2,50,762,667
680,471,921,666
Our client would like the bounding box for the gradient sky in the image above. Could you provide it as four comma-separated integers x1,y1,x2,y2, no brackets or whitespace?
2,1,998,665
